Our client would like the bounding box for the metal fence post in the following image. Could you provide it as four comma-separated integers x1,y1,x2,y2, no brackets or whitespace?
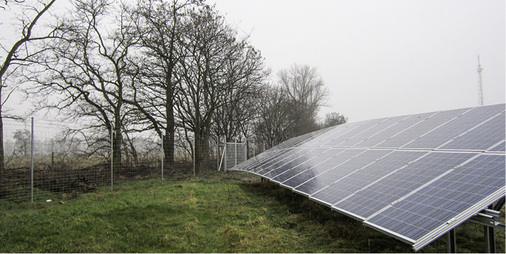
161,133,164,180
224,139,227,172
30,117,34,203
216,136,219,170
234,137,237,167
244,140,247,161
192,140,195,176
110,126,113,192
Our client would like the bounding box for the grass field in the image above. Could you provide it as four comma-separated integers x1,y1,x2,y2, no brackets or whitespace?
0,171,504,253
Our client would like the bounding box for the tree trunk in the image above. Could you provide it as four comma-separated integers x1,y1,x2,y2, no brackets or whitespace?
194,131,207,174
164,84,175,173
113,106,122,175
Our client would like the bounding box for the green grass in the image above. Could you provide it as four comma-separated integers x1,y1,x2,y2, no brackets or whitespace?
0,171,504,252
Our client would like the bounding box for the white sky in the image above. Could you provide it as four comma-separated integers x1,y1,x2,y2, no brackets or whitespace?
210,0,505,122
1,0,505,124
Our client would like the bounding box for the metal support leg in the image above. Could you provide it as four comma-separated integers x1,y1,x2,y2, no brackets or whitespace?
447,229,456,253
484,226,496,253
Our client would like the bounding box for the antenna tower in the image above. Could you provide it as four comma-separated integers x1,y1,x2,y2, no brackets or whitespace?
477,55,484,105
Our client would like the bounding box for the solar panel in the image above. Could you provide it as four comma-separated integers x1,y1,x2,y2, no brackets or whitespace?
440,111,505,151
320,120,382,147
354,113,433,147
230,103,505,251
335,152,477,220
311,150,426,208
375,107,470,148
282,149,364,189
365,154,505,250
295,149,391,196
336,116,406,147
404,104,504,149
255,147,317,175
490,141,505,151
262,147,330,178
269,148,337,182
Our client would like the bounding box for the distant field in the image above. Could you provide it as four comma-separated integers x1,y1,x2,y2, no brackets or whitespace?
0,171,503,253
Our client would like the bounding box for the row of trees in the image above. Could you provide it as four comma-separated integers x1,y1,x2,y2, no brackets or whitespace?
1,0,346,176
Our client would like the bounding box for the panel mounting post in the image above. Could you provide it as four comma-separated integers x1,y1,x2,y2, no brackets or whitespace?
484,225,496,253
447,229,456,253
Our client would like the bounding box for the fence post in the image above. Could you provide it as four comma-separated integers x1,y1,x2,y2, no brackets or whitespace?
161,133,164,180
30,117,34,203
234,137,237,167
216,136,219,170
244,140,248,161
224,138,227,172
110,125,113,192
192,140,195,176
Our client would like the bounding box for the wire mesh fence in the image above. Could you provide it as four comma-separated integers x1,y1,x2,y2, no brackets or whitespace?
0,118,165,202
0,118,265,203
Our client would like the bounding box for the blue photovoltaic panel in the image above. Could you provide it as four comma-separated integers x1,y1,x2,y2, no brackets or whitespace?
404,104,504,149
246,148,296,174
270,148,339,182
375,107,470,148
320,120,382,147
262,147,331,178
255,147,317,175
302,124,351,147
490,141,505,152
354,113,434,147
282,149,365,190
230,103,505,251
441,111,505,151
311,150,426,206
336,116,406,147
295,149,391,196
239,149,290,172
335,152,477,220
366,154,505,248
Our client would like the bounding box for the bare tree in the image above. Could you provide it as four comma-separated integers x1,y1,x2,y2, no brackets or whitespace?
0,0,56,175
254,85,295,148
125,0,203,174
321,112,347,128
277,64,328,136
25,0,139,173
212,41,267,143
176,5,267,172
12,129,30,156
0,0,25,9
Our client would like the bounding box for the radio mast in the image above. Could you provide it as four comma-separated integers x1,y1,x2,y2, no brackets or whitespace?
477,55,484,105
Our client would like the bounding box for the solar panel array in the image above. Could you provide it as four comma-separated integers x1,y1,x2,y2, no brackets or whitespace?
231,103,506,251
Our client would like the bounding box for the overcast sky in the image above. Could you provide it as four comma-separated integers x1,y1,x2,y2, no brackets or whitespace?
210,0,505,122
1,0,504,123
